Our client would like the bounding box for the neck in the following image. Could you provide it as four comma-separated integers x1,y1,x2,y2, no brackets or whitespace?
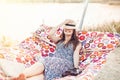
64,35,72,44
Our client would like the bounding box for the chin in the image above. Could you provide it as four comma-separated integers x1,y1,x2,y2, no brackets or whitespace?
65,33,72,36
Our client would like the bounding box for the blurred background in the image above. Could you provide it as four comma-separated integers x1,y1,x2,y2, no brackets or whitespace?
0,0,120,41
0,0,120,4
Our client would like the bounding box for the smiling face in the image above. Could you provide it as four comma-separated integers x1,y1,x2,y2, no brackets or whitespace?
64,28,74,35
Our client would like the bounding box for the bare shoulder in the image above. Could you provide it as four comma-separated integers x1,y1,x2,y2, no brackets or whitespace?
78,42,82,46
76,42,82,49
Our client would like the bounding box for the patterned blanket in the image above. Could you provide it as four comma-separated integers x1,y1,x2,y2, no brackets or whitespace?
0,24,120,80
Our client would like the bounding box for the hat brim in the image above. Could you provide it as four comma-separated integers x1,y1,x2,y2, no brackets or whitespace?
63,25,76,29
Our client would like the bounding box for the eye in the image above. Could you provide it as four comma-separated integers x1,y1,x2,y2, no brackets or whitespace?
64,29,73,33
68,30,72,32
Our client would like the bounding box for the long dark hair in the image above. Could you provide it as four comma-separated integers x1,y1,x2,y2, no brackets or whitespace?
57,29,79,51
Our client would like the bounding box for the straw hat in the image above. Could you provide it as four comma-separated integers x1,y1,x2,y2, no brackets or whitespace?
63,20,77,30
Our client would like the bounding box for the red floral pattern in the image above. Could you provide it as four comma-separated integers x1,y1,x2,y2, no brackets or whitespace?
0,24,120,80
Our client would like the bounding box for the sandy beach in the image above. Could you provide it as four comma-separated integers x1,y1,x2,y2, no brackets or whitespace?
95,47,120,80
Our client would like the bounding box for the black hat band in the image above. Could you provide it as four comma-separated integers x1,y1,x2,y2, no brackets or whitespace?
65,24,75,27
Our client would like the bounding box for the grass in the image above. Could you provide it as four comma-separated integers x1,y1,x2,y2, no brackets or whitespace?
111,21,120,34
83,21,120,34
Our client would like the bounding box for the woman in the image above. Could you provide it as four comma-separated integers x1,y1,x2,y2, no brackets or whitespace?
12,19,81,80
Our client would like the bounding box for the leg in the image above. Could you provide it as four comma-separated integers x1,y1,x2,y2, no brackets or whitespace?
0,67,8,80
11,62,45,80
27,74,44,80
55,76,76,80
23,62,44,78
0,74,4,79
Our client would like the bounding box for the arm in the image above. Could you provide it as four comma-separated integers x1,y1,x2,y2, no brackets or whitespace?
73,42,81,68
48,26,61,43
48,19,74,43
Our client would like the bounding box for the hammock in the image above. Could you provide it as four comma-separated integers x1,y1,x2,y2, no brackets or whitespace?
0,24,119,80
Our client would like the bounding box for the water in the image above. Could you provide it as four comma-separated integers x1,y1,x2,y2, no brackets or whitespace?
0,3,120,42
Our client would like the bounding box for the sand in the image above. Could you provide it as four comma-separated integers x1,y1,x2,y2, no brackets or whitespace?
95,47,120,80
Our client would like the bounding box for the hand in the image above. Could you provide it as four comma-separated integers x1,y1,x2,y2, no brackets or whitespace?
56,19,75,29
62,68,83,77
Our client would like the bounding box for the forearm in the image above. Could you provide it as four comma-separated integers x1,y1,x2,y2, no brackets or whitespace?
48,27,59,37
48,20,66,36
73,52,80,68
73,43,81,68
49,19,74,37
